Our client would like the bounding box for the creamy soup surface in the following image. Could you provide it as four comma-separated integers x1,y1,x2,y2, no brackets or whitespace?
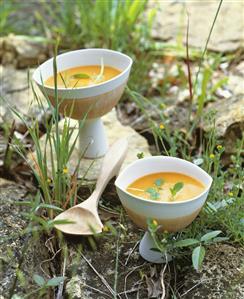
45,65,121,88
126,172,205,202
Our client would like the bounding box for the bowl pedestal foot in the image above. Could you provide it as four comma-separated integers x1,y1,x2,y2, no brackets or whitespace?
79,117,108,158
139,231,172,264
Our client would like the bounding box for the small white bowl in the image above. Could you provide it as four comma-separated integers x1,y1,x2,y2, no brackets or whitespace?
32,48,133,158
115,156,212,232
33,48,133,120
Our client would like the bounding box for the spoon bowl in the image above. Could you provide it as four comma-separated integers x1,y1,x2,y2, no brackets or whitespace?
55,206,103,235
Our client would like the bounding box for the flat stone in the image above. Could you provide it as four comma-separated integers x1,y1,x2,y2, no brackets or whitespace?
1,34,49,68
151,1,244,52
0,66,47,128
33,109,151,181
0,179,51,297
180,244,244,298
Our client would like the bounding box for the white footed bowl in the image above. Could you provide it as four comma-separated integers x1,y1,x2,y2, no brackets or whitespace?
32,48,133,120
115,156,212,232
32,48,132,158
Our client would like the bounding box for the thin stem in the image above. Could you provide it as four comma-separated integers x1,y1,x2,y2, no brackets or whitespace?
193,0,224,92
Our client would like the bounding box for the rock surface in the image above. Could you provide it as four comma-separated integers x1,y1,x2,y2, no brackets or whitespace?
181,244,244,299
0,178,51,298
0,34,50,68
151,0,244,52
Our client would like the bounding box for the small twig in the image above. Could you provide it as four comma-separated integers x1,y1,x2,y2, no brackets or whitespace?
84,284,112,298
39,248,61,278
160,260,168,299
56,247,67,299
124,263,146,299
80,252,116,297
124,241,140,266
180,278,215,297
118,286,141,295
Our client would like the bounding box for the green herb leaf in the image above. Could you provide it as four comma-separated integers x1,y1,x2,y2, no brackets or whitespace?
46,276,65,287
137,152,144,159
154,178,164,187
200,230,222,242
192,245,205,271
170,182,184,197
71,73,90,79
174,238,199,248
146,187,160,200
33,274,45,286
146,187,155,194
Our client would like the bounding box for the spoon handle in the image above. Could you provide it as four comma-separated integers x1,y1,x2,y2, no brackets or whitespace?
95,138,128,197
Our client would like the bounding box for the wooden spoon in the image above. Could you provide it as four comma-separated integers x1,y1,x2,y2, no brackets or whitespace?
54,138,128,235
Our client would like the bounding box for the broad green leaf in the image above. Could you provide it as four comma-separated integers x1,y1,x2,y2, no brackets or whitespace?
154,178,164,187
71,73,90,79
46,276,65,287
192,245,205,271
174,238,199,248
200,230,222,242
33,274,45,286
170,182,184,196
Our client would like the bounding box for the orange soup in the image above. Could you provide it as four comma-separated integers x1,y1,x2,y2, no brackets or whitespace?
45,65,121,88
126,172,205,202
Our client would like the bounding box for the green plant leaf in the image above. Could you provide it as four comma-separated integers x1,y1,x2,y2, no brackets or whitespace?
33,274,45,286
170,182,184,197
174,238,199,248
71,73,90,79
192,245,205,271
200,230,222,242
46,276,65,286
146,187,155,194
154,178,164,187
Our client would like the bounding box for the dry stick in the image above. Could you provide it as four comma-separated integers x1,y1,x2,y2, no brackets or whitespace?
39,248,62,278
84,284,112,298
160,260,168,299
124,263,146,299
80,252,116,298
56,249,67,299
124,241,140,266
180,278,215,297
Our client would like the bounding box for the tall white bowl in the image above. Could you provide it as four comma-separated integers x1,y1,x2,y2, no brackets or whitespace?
33,48,133,158
115,156,212,232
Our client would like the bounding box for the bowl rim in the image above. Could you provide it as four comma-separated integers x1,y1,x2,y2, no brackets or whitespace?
115,156,213,205
33,48,133,91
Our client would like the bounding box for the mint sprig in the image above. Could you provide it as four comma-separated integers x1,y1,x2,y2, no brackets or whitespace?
145,178,164,200
170,182,184,200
